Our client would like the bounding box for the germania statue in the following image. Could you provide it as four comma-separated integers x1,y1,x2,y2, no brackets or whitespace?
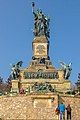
32,2,50,38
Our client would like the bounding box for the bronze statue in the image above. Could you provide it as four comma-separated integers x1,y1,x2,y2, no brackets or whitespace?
60,61,72,79
32,82,54,92
32,2,50,38
11,61,23,79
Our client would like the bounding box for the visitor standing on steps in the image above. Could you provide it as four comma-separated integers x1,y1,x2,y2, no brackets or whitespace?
58,102,65,120
66,104,72,120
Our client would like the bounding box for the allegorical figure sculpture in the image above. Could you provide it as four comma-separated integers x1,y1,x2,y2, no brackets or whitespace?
32,82,54,92
32,2,50,38
60,61,72,79
11,61,23,79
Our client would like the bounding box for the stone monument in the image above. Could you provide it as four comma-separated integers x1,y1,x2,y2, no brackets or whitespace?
1,3,79,120
11,2,71,94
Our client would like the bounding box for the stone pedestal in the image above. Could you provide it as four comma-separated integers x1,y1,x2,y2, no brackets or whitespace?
11,79,19,93
58,70,64,80
32,36,49,59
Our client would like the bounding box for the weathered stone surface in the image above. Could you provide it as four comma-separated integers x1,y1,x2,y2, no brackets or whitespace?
0,93,80,119
60,95,80,120
0,93,58,120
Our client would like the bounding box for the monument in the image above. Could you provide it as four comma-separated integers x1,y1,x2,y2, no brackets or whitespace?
1,3,80,120
11,2,71,94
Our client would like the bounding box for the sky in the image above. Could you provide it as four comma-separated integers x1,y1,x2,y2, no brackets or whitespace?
0,0,80,84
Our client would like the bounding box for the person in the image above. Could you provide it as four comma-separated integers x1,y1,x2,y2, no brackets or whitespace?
66,104,71,120
58,102,66,120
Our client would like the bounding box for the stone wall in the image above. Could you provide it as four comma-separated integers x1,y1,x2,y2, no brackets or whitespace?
0,93,58,120
0,93,80,120
60,95,80,120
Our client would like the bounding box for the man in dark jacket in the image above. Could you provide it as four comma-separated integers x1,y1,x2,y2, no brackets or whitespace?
66,104,71,120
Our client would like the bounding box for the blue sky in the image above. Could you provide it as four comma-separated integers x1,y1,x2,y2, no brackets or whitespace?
0,0,80,84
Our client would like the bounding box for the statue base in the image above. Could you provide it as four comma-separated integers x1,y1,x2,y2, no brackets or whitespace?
11,79,19,93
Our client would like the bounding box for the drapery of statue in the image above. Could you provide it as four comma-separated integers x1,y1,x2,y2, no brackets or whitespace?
32,2,50,38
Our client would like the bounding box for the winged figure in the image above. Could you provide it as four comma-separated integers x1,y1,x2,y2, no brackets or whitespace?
11,61,23,79
60,61,72,79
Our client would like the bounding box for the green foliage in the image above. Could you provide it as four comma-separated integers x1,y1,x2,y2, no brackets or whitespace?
75,73,80,93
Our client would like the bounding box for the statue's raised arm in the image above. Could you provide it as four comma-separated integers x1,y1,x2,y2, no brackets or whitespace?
32,2,35,13
32,2,37,16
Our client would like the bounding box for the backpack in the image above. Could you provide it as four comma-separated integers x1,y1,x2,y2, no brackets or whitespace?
55,107,60,115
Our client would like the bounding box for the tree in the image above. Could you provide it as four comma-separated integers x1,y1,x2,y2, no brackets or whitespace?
0,76,3,84
5,75,12,92
75,73,80,93
0,76,5,93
